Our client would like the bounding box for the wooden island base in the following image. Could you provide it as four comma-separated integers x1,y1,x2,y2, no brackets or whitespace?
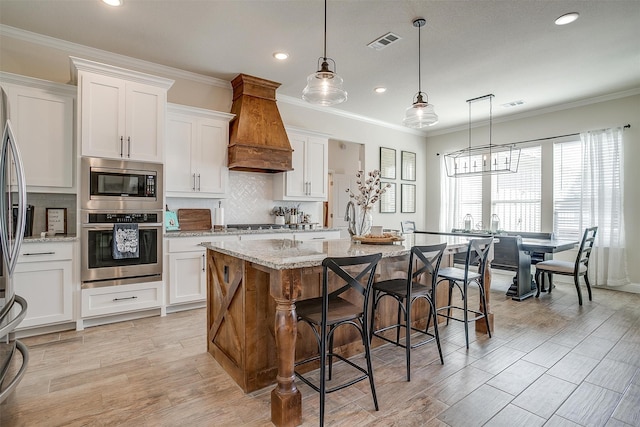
205,237,493,426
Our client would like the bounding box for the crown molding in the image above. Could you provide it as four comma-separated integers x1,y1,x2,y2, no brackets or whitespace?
0,71,76,94
426,87,640,137
0,25,231,89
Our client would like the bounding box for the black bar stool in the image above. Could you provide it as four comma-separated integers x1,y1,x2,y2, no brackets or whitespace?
371,243,447,381
294,252,382,426
436,237,493,349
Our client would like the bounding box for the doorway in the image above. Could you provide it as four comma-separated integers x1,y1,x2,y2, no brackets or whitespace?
327,140,363,237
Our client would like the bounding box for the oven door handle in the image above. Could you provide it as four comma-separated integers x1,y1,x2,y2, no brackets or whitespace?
82,223,163,230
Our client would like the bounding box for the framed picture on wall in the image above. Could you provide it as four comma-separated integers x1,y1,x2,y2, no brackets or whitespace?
379,182,396,213
401,184,416,213
401,151,416,181
379,147,396,179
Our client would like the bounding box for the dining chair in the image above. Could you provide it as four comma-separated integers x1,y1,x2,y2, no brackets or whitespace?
370,243,447,381
294,252,382,426
401,220,416,233
435,237,493,349
535,226,598,305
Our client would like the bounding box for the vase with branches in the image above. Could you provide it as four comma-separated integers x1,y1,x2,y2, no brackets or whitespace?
346,169,390,236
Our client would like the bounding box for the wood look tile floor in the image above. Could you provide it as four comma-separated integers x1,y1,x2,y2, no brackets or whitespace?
2,274,640,426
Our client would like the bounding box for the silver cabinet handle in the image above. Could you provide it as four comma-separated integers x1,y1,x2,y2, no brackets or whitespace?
127,136,131,158
120,136,124,157
23,252,55,256
202,253,205,271
197,173,201,191
192,173,196,191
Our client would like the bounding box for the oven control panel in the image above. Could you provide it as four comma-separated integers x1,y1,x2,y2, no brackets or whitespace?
87,213,160,224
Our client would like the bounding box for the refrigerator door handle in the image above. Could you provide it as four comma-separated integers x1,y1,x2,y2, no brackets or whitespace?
0,120,27,276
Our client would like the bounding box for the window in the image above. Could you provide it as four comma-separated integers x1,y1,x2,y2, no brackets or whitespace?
440,168,482,231
553,131,623,242
441,146,540,232
491,146,541,232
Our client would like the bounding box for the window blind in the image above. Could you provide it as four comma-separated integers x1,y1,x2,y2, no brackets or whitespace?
491,146,541,232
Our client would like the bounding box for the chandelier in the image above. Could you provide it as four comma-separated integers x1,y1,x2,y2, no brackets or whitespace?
444,94,519,177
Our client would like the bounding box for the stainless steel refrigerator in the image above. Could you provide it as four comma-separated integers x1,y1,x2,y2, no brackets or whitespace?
0,87,29,402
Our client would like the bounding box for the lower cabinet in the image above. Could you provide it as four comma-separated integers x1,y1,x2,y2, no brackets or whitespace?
166,235,238,306
14,242,73,329
82,282,163,318
292,230,340,241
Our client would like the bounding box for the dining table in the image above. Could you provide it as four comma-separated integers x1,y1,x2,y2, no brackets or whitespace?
202,234,490,427
510,237,579,300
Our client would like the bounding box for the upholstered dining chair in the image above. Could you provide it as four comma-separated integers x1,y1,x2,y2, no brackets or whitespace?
535,226,598,305
435,237,493,349
294,253,382,426
370,243,447,381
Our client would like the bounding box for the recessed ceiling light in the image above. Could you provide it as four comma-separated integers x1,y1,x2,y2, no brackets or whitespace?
555,12,579,25
374,87,387,94
102,0,123,6
501,100,525,108
273,52,289,60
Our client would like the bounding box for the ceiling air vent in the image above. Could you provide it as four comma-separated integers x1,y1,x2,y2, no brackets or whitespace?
367,32,402,50
501,100,525,108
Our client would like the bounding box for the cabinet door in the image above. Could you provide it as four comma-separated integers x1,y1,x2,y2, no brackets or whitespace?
125,82,165,162
166,114,197,193
286,135,307,197
3,84,74,189
306,137,328,198
169,251,207,304
80,72,126,159
196,118,228,195
14,260,73,329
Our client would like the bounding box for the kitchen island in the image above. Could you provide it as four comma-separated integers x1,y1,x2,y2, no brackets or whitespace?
203,235,493,427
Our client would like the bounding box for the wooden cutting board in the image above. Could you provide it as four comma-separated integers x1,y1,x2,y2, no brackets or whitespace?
177,209,212,231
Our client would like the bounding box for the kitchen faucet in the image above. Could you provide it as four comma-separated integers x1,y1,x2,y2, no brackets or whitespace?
344,201,356,236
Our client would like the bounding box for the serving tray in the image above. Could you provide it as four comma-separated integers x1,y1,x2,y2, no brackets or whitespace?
352,235,405,245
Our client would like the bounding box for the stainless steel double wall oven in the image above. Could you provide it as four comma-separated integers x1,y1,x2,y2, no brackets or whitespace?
81,157,163,288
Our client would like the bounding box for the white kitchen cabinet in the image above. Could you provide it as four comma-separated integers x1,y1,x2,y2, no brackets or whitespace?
166,235,238,305
273,128,329,201
0,72,75,192
13,242,74,329
81,281,163,318
166,104,234,197
71,57,173,163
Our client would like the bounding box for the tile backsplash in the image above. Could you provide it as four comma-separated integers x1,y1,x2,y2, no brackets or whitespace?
167,171,323,226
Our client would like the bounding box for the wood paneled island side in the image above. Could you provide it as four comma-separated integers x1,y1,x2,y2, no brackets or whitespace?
203,235,492,427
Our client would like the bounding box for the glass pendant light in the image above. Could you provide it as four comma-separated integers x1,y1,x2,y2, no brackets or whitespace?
302,0,347,106
403,18,438,128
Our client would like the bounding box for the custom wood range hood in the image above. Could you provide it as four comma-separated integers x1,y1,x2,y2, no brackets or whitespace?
228,74,293,173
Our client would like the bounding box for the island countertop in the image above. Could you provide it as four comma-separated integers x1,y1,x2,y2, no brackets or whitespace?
201,234,473,270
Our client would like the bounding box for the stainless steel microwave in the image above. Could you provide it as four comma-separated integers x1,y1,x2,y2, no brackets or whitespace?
81,157,163,211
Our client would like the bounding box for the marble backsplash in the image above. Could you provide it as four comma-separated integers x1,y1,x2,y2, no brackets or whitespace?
167,171,323,226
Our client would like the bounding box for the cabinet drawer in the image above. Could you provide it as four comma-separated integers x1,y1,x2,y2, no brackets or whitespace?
19,242,73,262
82,282,162,317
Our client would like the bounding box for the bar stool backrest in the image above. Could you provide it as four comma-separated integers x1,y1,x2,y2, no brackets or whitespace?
463,237,494,281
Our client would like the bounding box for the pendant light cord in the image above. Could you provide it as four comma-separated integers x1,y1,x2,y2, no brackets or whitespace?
417,21,422,95
323,0,327,61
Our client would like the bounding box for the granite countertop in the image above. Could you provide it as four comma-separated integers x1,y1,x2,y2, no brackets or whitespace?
23,234,78,243
165,227,340,238
202,234,471,270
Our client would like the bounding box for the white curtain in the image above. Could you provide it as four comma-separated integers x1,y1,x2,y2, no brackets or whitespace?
580,127,629,286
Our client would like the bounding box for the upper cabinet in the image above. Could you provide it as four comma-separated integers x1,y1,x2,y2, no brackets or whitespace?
0,72,76,192
70,57,174,163
273,128,329,201
165,104,234,198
